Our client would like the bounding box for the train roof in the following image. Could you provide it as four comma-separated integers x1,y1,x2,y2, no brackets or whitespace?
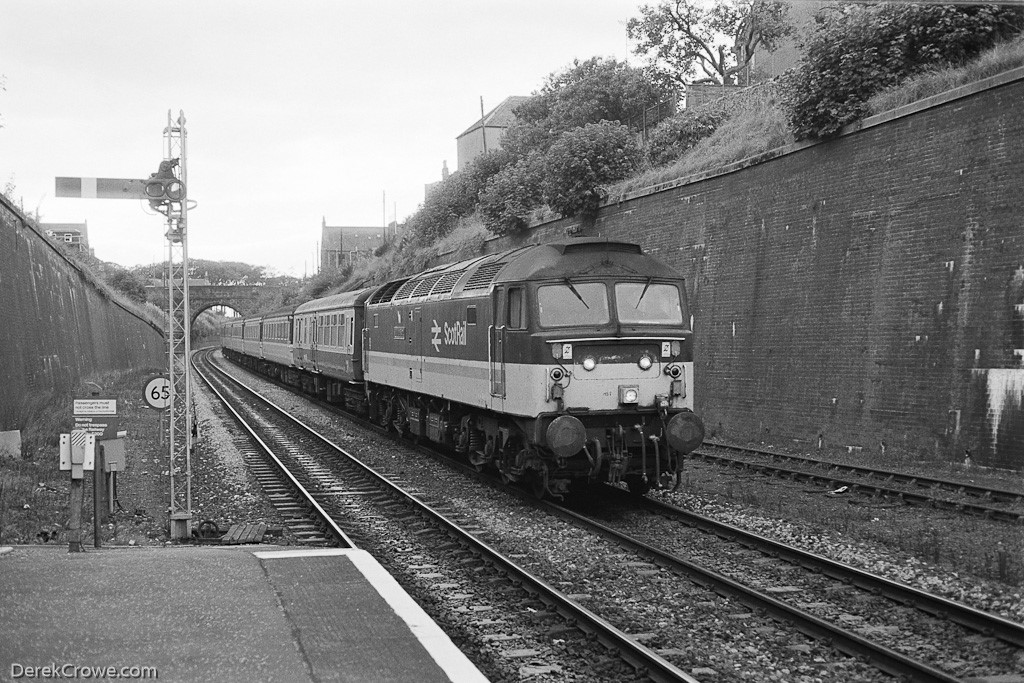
293,286,377,315
365,239,679,307
258,304,300,320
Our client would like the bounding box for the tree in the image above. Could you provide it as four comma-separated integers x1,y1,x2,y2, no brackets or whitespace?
541,122,642,219
478,152,546,236
627,0,793,86
784,4,1024,139
501,57,671,158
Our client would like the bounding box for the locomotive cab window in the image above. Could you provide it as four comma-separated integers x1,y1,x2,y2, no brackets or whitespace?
466,306,477,325
537,282,609,327
615,282,684,325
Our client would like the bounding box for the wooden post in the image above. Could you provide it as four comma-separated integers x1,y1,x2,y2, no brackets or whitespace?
93,447,105,548
68,478,84,553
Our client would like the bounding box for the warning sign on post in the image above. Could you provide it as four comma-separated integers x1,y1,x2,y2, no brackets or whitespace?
73,396,120,440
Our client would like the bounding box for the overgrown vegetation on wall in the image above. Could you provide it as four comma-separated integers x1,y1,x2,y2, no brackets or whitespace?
783,3,1024,139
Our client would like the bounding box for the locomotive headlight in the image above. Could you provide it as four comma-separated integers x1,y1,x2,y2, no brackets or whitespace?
638,354,653,371
582,356,597,371
619,385,640,405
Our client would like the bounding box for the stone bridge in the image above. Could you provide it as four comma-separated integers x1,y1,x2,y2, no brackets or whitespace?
145,283,284,323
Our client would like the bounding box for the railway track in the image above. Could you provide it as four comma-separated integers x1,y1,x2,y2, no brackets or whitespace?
194,351,353,547
195,350,700,682
692,441,1024,524
549,487,1024,681
210,349,1024,680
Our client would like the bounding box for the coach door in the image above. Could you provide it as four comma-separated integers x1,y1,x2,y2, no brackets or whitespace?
490,289,506,400
311,314,321,373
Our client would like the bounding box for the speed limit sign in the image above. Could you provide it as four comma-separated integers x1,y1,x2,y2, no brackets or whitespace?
143,376,171,410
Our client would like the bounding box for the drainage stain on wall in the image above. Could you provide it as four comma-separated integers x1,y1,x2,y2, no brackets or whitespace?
972,368,1024,469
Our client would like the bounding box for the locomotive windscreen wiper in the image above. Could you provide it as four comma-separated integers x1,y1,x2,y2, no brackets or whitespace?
563,278,590,309
635,277,652,309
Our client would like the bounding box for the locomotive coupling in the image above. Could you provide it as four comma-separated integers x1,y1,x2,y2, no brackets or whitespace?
666,410,705,454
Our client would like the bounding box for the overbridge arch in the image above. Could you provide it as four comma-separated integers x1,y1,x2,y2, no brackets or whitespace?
145,283,284,325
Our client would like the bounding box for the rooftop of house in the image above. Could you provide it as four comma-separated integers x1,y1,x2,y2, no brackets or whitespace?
457,95,531,139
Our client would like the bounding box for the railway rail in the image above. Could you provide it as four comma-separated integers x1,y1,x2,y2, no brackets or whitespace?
416,444,1024,680
195,350,700,682
692,441,1024,524
212,349,1024,680
552,488,1024,681
194,351,353,547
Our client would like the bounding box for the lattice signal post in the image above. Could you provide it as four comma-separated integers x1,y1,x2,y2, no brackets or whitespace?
55,110,195,540
160,111,193,541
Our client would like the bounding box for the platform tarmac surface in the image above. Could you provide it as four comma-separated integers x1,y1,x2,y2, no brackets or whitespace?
0,545,488,682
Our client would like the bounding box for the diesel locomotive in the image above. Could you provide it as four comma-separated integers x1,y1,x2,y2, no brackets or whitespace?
222,238,705,497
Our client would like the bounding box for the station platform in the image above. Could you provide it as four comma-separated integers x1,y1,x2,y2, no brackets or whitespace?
0,545,488,682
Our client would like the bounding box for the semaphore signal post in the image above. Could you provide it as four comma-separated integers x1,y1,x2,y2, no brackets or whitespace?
159,111,194,541
56,109,195,540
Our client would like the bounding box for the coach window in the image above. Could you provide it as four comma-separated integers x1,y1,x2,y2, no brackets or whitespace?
507,288,524,330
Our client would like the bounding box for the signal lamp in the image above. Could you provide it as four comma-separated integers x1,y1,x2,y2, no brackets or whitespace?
145,178,185,203
638,354,653,371
581,356,597,372
550,367,565,382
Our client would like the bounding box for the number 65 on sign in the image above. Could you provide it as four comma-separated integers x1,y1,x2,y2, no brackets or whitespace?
144,376,171,410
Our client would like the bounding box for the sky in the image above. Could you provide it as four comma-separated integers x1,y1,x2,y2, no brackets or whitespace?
0,0,648,277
